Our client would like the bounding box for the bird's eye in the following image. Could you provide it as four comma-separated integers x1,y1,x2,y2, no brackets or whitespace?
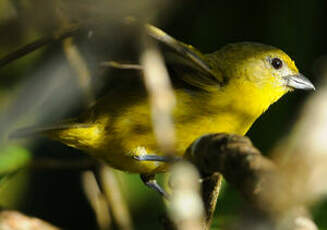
271,58,283,69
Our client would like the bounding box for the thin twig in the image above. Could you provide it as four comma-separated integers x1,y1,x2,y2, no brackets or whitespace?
0,25,80,68
100,61,143,70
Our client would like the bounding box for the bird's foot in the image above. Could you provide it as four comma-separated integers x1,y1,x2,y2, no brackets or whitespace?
133,154,182,162
140,174,170,199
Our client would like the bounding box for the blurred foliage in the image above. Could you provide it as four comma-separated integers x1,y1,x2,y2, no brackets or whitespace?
0,0,326,230
0,145,31,208
0,145,31,176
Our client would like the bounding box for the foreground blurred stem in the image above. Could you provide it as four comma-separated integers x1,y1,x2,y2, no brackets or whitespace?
0,210,61,230
100,61,143,70
62,37,95,106
140,36,176,154
82,171,111,230
168,162,205,230
99,165,134,230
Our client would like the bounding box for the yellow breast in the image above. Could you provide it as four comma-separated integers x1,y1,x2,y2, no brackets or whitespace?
51,78,285,174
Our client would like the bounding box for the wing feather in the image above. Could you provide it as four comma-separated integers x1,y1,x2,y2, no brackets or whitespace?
146,24,224,91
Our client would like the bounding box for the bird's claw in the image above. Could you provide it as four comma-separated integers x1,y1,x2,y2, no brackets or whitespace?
132,154,182,162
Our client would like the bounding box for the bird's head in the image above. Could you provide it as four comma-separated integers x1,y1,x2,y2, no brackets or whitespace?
205,42,315,118
213,42,315,95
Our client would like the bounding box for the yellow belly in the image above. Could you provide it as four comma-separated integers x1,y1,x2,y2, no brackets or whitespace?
51,84,280,174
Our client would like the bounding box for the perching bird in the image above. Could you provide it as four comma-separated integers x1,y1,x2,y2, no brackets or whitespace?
11,25,315,197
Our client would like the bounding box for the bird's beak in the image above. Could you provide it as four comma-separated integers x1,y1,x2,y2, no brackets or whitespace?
284,73,315,90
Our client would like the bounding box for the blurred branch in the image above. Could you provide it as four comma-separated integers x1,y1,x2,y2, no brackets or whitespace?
100,61,143,70
62,37,95,106
0,17,134,69
184,133,318,230
82,171,111,230
167,162,205,230
0,210,61,230
140,37,176,153
99,165,134,230
0,25,80,68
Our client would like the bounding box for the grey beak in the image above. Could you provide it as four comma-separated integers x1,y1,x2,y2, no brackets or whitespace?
284,73,315,90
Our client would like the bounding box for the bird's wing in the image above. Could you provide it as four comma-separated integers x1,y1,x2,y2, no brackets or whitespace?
146,24,224,91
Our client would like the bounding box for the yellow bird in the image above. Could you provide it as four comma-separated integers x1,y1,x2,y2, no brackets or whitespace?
11,25,315,196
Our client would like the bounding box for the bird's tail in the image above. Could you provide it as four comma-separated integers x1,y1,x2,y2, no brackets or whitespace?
9,122,92,139
10,120,102,151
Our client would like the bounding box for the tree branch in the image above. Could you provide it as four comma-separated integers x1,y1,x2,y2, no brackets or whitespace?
184,133,318,230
